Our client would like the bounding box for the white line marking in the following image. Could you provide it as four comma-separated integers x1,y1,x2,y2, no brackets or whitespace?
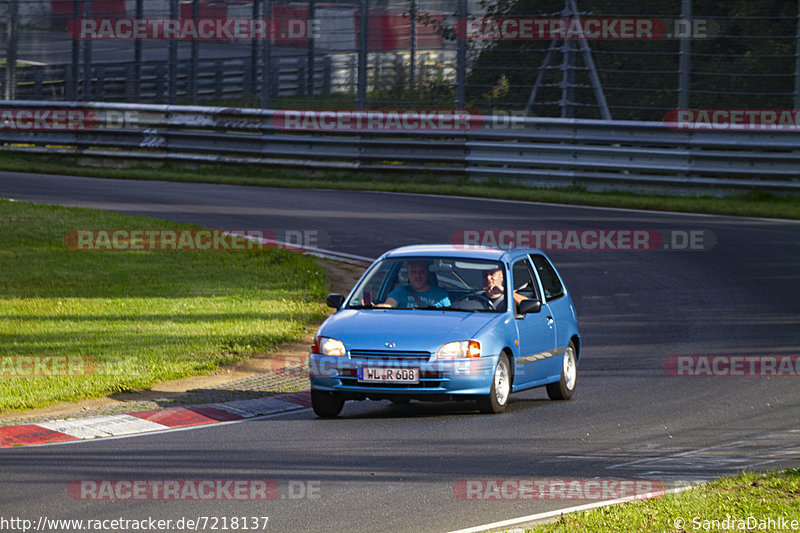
233,231,373,265
445,485,697,533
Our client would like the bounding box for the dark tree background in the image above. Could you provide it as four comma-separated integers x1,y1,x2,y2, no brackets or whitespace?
464,0,798,120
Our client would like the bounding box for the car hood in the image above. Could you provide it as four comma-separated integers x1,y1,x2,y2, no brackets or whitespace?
318,309,503,353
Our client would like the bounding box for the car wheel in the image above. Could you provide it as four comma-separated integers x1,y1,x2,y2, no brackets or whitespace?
311,390,345,417
477,353,511,414
547,341,577,401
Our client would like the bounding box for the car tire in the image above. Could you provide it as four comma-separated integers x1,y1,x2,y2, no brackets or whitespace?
311,390,345,418
547,341,577,401
477,353,511,414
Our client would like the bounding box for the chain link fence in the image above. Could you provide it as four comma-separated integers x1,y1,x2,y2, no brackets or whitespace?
1,0,799,121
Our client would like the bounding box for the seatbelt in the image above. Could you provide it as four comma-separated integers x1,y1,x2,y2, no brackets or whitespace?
489,294,505,310
408,288,426,308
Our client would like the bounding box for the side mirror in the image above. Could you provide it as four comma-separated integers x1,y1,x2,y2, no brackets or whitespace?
326,293,345,309
518,298,541,315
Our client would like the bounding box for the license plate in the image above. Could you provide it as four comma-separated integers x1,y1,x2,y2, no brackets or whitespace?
358,367,419,384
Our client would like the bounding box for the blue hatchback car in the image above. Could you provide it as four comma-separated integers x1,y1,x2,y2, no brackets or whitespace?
309,245,580,417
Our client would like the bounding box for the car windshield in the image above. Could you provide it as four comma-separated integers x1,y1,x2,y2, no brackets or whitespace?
346,256,507,312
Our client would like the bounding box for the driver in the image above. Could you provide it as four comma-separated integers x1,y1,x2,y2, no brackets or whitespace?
381,260,451,308
482,266,527,311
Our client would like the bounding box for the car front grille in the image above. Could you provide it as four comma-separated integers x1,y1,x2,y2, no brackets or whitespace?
349,349,432,362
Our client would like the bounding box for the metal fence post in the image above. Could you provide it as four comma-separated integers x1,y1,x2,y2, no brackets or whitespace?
4,0,18,100
307,0,316,96
678,0,692,109
560,1,574,118
190,0,199,103
250,0,260,100
83,0,93,101
95,65,105,100
455,0,466,110
134,0,143,101
70,0,81,100
795,0,800,108
323,55,331,95
409,0,416,92
561,40,575,118
357,0,368,110
168,0,178,104
261,0,272,108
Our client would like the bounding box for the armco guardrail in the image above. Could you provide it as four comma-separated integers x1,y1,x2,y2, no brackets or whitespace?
0,100,798,194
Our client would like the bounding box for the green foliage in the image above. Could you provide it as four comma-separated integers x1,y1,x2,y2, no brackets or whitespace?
531,469,800,533
0,200,327,411
466,0,798,120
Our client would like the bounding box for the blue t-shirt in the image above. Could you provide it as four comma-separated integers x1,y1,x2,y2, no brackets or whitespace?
388,285,451,308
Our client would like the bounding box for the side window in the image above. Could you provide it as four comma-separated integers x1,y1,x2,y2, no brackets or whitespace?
530,254,564,301
512,258,538,300
359,261,395,303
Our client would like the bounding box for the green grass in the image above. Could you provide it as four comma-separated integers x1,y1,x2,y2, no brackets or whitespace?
530,469,800,532
1,152,799,220
0,199,327,412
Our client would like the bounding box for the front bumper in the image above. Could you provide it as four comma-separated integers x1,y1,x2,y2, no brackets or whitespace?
309,353,499,398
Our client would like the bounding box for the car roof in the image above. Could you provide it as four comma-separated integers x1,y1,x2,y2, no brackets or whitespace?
380,244,543,262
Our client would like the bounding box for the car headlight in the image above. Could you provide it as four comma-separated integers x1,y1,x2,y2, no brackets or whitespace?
435,340,481,359
312,336,347,357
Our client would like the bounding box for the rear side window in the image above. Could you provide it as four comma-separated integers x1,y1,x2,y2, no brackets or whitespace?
531,254,564,301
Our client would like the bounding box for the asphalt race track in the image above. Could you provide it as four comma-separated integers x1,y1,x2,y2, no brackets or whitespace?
1,171,799,532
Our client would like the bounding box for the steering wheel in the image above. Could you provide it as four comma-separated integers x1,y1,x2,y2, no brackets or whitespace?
460,290,495,310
